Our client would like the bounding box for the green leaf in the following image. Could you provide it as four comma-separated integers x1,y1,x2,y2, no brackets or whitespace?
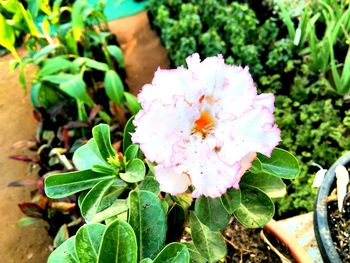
138,176,160,195
123,116,135,152
120,159,145,183
48,237,78,263
189,212,227,263
59,75,94,106
81,179,114,221
107,45,125,67
128,190,167,260
19,3,40,36
241,172,286,198
184,242,207,263
74,57,109,71
92,124,116,160
257,148,300,179
45,169,115,198
33,44,60,63
54,224,69,248
233,185,274,228
124,92,141,115
97,219,137,263
194,196,229,231
71,1,85,41
38,57,73,77
91,199,128,223
30,83,41,108
140,259,153,263
125,144,139,162
153,243,190,263
42,74,76,84
73,138,110,171
104,70,124,105
220,188,241,214
0,13,15,52
92,164,116,174
249,158,262,174
75,223,106,262
16,217,40,227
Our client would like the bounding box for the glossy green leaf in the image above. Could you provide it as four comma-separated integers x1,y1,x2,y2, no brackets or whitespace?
97,219,137,263
107,45,125,67
233,185,274,228
153,243,190,263
128,190,167,260
78,191,89,208
81,179,114,221
92,164,116,174
48,237,78,263
91,199,128,223
194,196,229,231
184,242,207,263
125,144,139,162
189,213,227,263
140,259,153,263
257,148,299,179
38,57,72,76
123,116,135,152
74,57,109,71
60,75,94,106
27,0,41,17
54,224,69,248
0,13,15,51
19,3,40,36
73,138,110,171
45,169,115,198
138,176,160,195
250,157,262,174
241,172,286,198
120,159,145,183
41,74,75,84
104,70,124,105
71,1,85,41
75,223,106,262
220,188,241,214
92,124,116,161
30,83,41,108
124,92,141,115
33,44,60,63
16,217,40,227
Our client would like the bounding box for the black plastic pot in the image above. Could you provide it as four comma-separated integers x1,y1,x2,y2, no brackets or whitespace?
314,151,350,263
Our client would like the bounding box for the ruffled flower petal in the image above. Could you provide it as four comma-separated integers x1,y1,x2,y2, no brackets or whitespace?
132,53,281,198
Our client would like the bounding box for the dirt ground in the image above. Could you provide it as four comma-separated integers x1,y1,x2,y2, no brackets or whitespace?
0,11,169,262
0,48,51,262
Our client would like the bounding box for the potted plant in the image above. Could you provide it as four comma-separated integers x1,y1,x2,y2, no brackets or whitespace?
314,151,350,263
43,53,311,262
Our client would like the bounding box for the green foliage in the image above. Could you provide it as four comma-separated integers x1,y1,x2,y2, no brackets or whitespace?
147,0,294,85
45,122,300,261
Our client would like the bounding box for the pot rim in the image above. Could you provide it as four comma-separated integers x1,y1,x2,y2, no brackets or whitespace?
314,151,350,263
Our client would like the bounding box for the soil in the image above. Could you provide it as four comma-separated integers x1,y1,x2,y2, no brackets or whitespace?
328,189,350,262
224,219,296,263
0,48,51,262
108,11,170,96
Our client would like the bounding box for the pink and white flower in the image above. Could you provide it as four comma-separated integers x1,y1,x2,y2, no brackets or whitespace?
132,53,281,198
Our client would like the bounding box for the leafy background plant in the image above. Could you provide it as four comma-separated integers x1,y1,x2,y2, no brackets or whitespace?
1,0,140,240
147,0,350,216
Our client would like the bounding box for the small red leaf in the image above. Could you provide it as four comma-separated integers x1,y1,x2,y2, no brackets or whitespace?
18,203,44,218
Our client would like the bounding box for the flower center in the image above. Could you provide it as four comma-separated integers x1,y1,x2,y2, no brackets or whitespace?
193,110,215,137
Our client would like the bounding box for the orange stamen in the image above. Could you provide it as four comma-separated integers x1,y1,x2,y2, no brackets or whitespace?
193,110,214,137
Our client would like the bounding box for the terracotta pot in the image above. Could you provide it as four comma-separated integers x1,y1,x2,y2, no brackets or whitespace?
313,152,350,263
263,219,313,263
